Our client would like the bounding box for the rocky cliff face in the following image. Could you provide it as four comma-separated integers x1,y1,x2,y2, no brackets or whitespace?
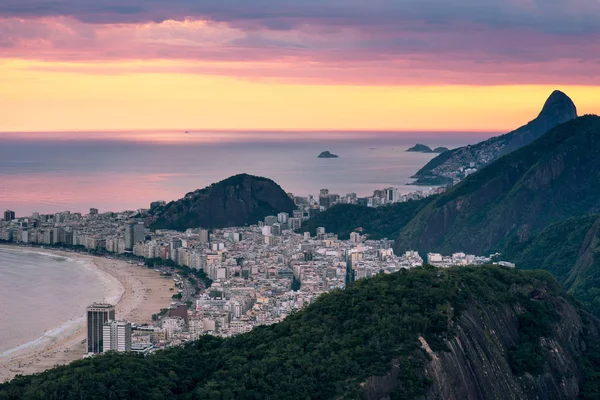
420,300,591,400
396,115,600,255
149,174,296,231
361,280,600,400
413,90,578,185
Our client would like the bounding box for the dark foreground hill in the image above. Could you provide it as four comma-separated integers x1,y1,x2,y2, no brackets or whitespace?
2,266,600,400
413,90,577,185
149,174,296,231
395,115,600,255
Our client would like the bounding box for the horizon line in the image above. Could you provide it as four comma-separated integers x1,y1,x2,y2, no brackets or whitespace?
0,128,504,134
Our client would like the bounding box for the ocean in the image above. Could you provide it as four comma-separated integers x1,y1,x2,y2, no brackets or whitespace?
0,247,121,359
0,130,494,215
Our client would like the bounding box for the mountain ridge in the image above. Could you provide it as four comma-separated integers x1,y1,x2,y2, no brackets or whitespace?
412,90,578,185
395,115,600,256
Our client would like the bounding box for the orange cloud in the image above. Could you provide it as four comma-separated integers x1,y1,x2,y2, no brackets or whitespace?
0,59,598,132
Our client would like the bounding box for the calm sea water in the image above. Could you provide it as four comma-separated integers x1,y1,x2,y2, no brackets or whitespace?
0,131,494,215
0,247,121,358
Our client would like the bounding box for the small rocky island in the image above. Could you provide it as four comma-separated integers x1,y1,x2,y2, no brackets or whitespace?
318,151,339,158
407,144,448,153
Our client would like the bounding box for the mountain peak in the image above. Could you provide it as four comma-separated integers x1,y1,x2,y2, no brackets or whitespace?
537,90,578,125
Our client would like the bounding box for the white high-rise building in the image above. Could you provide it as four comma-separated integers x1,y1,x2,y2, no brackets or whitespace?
102,320,132,353
277,212,289,224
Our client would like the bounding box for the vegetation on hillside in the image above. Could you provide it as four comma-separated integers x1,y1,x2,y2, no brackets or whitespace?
396,115,600,255
0,266,587,400
300,197,434,240
501,215,600,317
508,299,558,375
501,216,598,281
150,174,296,231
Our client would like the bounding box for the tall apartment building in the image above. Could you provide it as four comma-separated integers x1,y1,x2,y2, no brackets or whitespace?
350,232,361,243
102,320,132,352
3,210,15,221
288,218,302,230
186,228,209,243
277,212,289,224
198,229,209,243
87,303,116,353
264,215,278,226
125,222,145,250
271,223,282,236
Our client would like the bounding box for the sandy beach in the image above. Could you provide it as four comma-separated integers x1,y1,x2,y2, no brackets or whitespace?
0,246,174,383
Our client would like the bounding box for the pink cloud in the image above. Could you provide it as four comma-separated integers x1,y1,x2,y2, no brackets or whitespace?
1,15,600,85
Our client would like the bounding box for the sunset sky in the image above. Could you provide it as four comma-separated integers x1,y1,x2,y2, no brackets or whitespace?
1,0,599,132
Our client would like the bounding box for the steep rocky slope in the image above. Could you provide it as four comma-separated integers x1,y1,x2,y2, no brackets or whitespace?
395,115,600,255
364,275,600,400
412,90,577,185
149,174,295,231
501,215,600,316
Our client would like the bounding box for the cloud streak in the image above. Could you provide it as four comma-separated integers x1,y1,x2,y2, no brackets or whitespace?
2,0,600,32
1,0,600,85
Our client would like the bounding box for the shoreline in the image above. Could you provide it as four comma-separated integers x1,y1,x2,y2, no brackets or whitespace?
0,244,174,383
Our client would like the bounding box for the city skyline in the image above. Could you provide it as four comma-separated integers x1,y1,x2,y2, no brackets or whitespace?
1,0,599,131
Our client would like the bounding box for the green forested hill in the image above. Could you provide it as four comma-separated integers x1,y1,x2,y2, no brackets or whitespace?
502,215,600,316
2,266,600,400
149,174,296,231
299,197,433,240
395,115,600,255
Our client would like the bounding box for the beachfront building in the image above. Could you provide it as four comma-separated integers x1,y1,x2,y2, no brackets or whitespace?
102,320,132,353
87,303,116,353
125,222,145,251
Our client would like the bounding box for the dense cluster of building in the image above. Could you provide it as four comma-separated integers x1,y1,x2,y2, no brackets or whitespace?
0,207,147,252
432,161,480,183
427,252,514,268
141,224,424,340
2,189,511,353
293,186,446,213
0,183,442,250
